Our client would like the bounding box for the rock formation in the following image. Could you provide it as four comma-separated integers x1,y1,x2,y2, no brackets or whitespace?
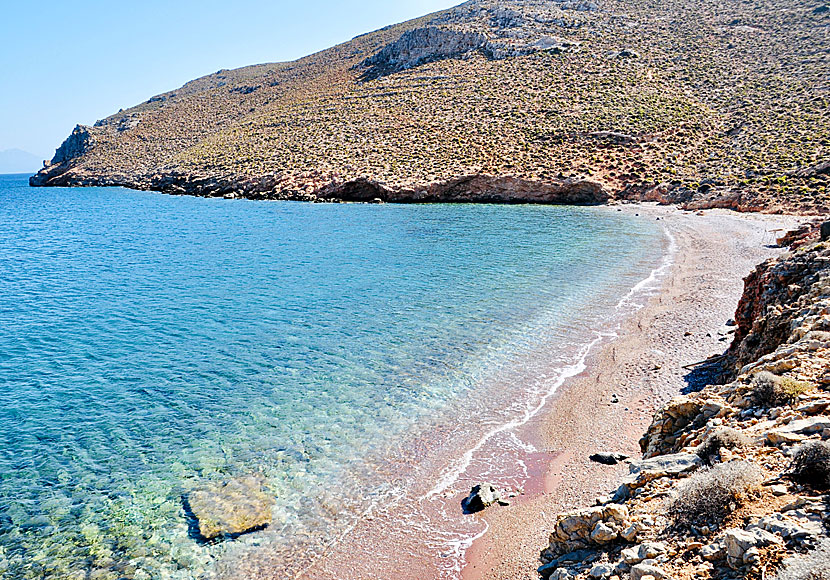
186,475,275,541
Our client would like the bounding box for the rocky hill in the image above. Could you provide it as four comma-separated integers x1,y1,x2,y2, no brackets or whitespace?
31,0,829,213
539,224,830,580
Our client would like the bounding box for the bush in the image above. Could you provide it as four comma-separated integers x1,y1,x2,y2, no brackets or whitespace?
669,461,763,528
696,427,748,465
775,539,830,580
751,371,812,407
790,441,830,490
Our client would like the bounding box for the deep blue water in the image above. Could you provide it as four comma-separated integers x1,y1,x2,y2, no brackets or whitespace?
0,173,664,579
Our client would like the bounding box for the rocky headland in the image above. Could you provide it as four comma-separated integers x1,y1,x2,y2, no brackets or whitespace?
30,0,829,213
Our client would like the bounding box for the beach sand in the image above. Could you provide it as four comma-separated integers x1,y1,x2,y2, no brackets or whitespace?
268,205,805,580
461,205,804,580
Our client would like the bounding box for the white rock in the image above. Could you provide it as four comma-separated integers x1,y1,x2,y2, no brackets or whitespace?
630,563,666,580
591,521,618,543
589,563,615,578
701,541,725,561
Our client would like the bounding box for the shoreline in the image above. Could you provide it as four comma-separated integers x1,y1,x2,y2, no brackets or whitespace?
226,205,676,580
26,173,822,216
461,205,805,580
268,204,806,580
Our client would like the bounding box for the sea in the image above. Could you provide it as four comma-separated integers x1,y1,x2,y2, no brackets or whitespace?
0,173,668,579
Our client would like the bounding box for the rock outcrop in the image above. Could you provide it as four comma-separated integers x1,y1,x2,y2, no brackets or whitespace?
729,242,830,384
358,27,488,80
49,125,95,167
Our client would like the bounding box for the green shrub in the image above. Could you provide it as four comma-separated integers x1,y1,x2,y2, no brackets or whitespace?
751,372,812,407
669,461,763,528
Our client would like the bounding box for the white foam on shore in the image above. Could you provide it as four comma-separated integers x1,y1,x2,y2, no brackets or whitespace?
616,226,677,312
421,224,678,577
425,225,677,501
424,334,602,499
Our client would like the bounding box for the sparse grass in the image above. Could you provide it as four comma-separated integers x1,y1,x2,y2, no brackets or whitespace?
669,461,763,528
696,427,748,465
789,441,830,490
35,0,830,213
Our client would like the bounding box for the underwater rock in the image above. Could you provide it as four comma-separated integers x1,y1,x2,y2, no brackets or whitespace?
187,474,275,540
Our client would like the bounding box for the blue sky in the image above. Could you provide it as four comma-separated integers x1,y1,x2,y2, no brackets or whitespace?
0,0,460,160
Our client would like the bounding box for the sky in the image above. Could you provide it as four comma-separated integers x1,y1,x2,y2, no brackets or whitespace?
0,0,461,161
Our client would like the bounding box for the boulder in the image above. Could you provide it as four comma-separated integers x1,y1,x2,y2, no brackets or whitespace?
724,528,782,568
589,563,615,578
590,521,617,542
767,417,830,445
462,483,502,513
538,564,575,580
187,474,275,541
542,504,630,561
630,564,667,580
615,453,702,499
620,542,667,565
752,512,824,542
628,453,701,478
701,540,726,561
539,549,595,579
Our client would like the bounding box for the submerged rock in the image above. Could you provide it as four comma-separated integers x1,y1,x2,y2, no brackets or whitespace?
187,474,275,541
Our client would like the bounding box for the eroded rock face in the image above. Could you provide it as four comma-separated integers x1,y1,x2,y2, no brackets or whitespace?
359,27,488,80
66,170,608,206
729,242,830,385
187,475,275,541
51,125,95,166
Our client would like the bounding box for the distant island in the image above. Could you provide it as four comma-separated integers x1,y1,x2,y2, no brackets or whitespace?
30,0,828,214
0,148,42,174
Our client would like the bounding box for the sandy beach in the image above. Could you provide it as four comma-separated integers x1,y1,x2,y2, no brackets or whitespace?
461,205,805,580
215,204,810,580
279,204,805,580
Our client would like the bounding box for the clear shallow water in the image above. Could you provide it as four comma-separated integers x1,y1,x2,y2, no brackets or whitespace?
0,174,664,579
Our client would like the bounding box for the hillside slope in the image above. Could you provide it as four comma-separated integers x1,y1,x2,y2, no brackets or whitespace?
31,0,830,213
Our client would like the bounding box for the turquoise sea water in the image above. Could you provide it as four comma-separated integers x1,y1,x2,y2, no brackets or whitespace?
0,173,664,579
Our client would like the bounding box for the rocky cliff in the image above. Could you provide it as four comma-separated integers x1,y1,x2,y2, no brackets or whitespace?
31,0,829,212
539,227,830,580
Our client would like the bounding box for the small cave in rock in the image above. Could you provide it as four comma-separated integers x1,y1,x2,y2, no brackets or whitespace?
329,178,389,202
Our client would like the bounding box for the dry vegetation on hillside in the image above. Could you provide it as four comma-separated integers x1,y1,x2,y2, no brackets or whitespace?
32,0,830,212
